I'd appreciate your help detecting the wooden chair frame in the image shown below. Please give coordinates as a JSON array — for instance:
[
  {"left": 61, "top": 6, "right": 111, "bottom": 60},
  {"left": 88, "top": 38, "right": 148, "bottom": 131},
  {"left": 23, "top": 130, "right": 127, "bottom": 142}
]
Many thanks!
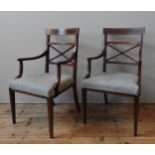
[
  {"left": 82, "top": 28, "right": 145, "bottom": 136},
  {"left": 9, "top": 28, "right": 80, "bottom": 138}
]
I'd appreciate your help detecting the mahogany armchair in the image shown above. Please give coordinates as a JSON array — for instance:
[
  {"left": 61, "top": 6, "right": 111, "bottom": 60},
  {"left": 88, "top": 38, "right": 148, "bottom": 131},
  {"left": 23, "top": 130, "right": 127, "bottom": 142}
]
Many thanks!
[
  {"left": 82, "top": 28, "right": 145, "bottom": 136},
  {"left": 9, "top": 28, "right": 80, "bottom": 138}
]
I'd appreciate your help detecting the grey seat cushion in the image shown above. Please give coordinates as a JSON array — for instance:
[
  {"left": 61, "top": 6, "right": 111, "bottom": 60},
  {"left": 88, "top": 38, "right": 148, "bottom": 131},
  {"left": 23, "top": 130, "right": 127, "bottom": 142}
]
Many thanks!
[
  {"left": 82, "top": 72, "right": 139, "bottom": 95},
  {"left": 9, "top": 73, "right": 73, "bottom": 97}
]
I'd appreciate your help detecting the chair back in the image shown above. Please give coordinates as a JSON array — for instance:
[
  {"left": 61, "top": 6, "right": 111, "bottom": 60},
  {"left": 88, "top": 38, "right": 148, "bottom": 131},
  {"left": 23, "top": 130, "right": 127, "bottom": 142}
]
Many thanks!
[
  {"left": 45, "top": 28, "right": 80, "bottom": 73},
  {"left": 103, "top": 27, "right": 145, "bottom": 86}
]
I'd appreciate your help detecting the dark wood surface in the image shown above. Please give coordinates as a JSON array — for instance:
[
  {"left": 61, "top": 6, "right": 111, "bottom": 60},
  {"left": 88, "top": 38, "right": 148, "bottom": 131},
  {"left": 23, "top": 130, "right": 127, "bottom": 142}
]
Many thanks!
[
  {"left": 103, "top": 28, "right": 145, "bottom": 35},
  {"left": 45, "top": 28, "right": 79, "bottom": 36}
]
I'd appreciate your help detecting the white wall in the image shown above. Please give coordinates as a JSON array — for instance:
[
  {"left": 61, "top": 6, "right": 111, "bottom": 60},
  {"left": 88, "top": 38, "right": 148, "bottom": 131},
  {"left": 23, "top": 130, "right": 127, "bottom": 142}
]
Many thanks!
[{"left": 0, "top": 11, "right": 155, "bottom": 103}]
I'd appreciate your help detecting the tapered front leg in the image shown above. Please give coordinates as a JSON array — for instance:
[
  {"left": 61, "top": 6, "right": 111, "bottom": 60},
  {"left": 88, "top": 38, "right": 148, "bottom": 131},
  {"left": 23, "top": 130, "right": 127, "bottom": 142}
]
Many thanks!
[
  {"left": 47, "top": 98, "right": 54, "bottom": 138},
  {"left": 73, "top": 84, "right": 81, "bottom": 112},
  {"left": 9, "top": 88, "right": 16, "bottom": 124},
  {"left": 82, "top": 88, "right": 87, "bottom": 124},
  {"left": 134, "top": 96, "right": 140, "bottom": 136},
  {"left": 104, "top": 93, "right": 108, "bottom": 105}
]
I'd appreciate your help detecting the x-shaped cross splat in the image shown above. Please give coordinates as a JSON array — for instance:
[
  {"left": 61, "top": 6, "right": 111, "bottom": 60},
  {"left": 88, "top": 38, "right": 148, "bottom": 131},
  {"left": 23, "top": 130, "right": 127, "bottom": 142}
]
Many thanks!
[{"left": 106, "top": 42, "right": 140, "bottom": 63}]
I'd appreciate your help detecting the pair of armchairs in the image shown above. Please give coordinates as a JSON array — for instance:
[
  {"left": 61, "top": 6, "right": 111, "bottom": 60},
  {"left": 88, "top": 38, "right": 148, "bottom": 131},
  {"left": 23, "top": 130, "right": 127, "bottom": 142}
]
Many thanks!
[{"left": 9, "top": 27, "right": 145, "bottom": 138}]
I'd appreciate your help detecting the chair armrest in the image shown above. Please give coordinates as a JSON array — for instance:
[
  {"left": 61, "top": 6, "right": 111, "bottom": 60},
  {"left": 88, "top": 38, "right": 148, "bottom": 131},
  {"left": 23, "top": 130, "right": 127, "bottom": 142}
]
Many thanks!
[
  {"left": 85, "top": 49, "right": 105, "bottom": 78},
  {"left": 16, "top": 50, "right": 48, "bottom": 78},
  {"left": 17, "top": 50, "right": 47, "bottom": 61},
  {"left": 87, "top": 50, "right": 105, "bottom": 61}
]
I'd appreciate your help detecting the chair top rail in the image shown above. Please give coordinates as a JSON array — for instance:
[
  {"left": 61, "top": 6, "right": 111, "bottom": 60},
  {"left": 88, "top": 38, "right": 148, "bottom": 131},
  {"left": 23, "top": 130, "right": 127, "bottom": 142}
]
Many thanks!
[
  {"left": 45, "top": 28, "right": 80, "bottom": 36},
  {"left": 104, "top": 28, "right": 145, "bottom": 35}
]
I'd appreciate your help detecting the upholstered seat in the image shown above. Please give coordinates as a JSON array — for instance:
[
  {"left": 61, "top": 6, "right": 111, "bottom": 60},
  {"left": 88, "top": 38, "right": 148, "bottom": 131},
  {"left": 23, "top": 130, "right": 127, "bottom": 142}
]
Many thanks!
[
  {"left": 9, "top": 73, "right": 73, "bottom": 97},
  {"left": 82, "top": 72, "right": 139, "bottom": 95}
]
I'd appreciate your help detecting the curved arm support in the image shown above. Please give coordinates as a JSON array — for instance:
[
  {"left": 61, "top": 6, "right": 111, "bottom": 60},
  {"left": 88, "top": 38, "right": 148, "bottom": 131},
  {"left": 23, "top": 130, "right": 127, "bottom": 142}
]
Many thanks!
[
  {"left": 85, "top": 49, "right": 105, "bottom": 78},
  {"left": 16, "top": 50, "right": 48, "bottom": 78}
]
